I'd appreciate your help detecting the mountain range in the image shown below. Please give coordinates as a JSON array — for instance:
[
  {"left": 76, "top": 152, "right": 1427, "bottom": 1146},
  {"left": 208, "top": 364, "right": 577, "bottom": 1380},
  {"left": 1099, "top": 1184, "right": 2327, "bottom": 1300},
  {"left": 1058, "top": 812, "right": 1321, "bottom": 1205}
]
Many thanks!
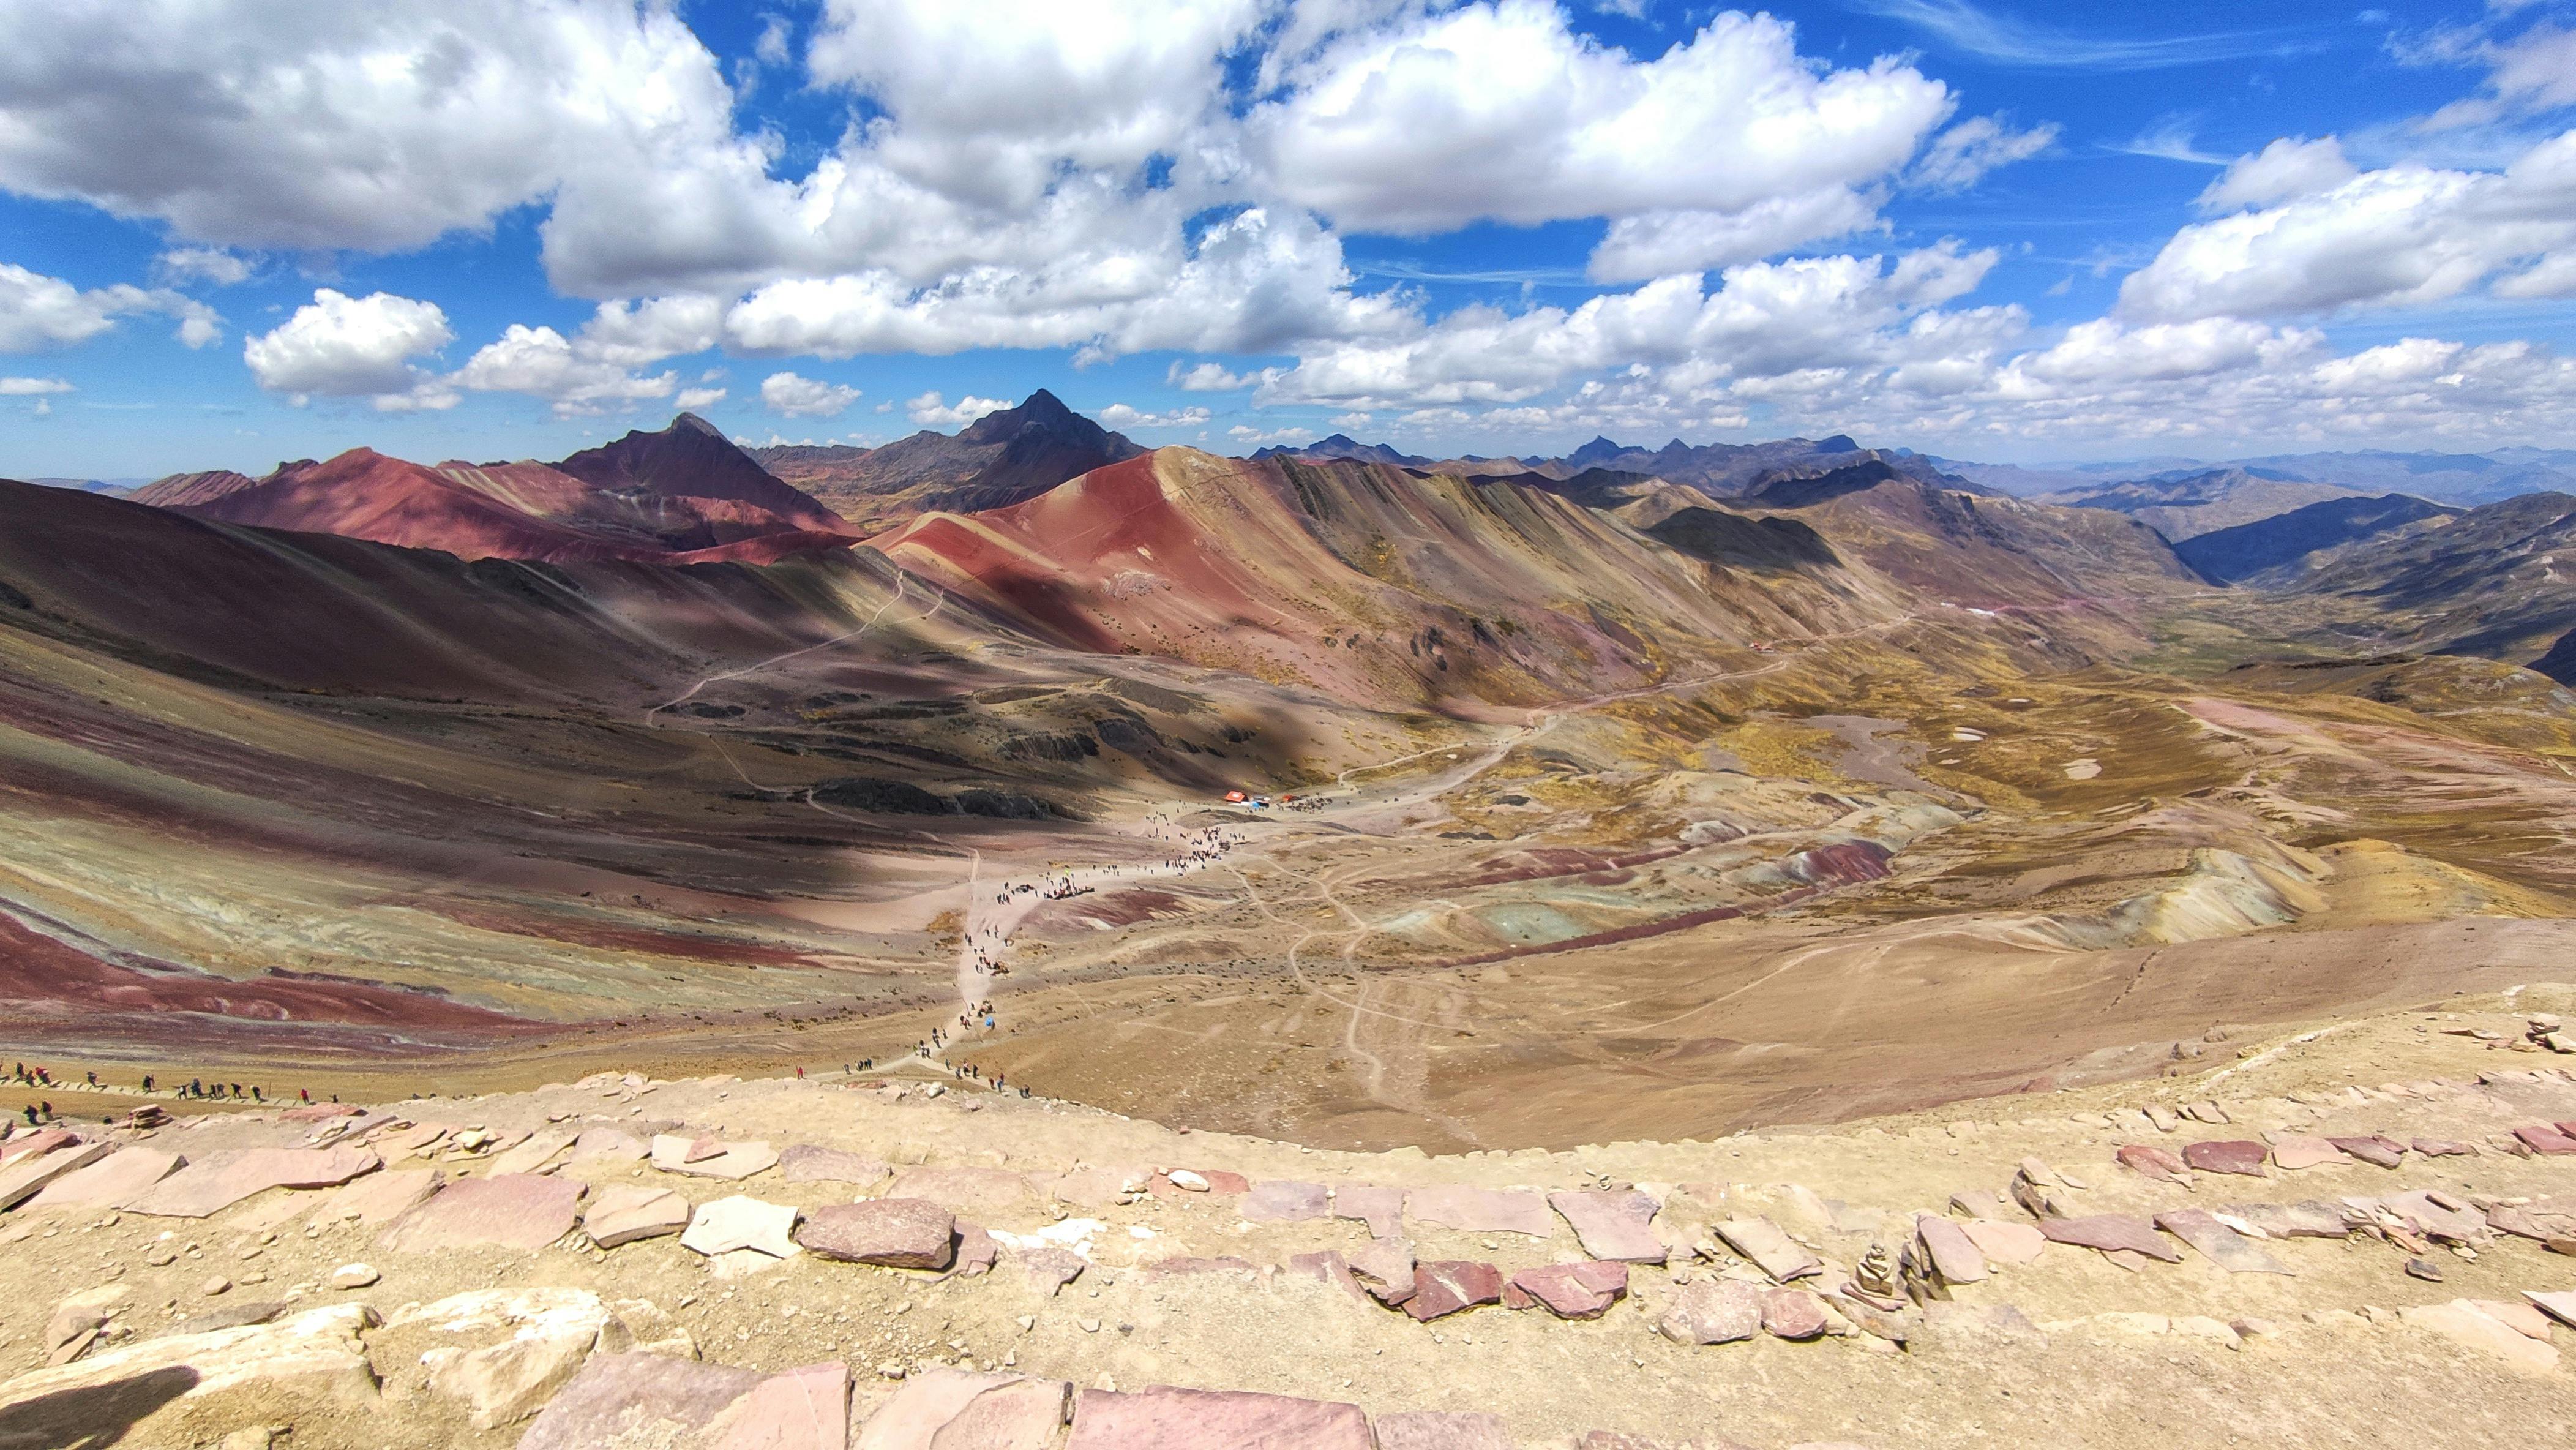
[{"left": 751, "top": 389, "right": 1142, "bottom": 533}]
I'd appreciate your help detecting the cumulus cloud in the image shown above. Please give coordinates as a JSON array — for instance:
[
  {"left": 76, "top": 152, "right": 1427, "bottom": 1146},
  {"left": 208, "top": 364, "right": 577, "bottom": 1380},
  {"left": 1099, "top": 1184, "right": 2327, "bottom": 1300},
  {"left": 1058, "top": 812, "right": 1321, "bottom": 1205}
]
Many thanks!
[
  {"left": 675, "top": 385, "right": 727, "bottom": 410},
  {"left": 907, "top": 391, "right": 1009, "bottom": 426},
  {"left": 152, "top": 246, "right": 252, "bottom": 287},
  {"left": 0, "top": 375, "right": 72, "bottom": 394},
  {"left": 242, "top": 288, "right": 455, "bottom": 409},
  {"left": 2120, "top": 128, "right": 2576, "bottom": 322},
  {"left": 2195, "top": 137, "right": 2358, "bottom": 213},
  {"left": 453, "top": 323, "right": 675, "bottom": 416},
  {"left": 761, "top": 372, "right": 863, "bottom": 418},
  {"left": 0, "top": 261, "right": 219, "bottom": 351},
  {"left": 2422, "top": 20, "right": 2576, "bottom": 129},
  {"left": 1911, "top": 115, "right": 2059, "bottom": 192},
  {"left": 1098, "top": 402, "right": 1212, "bottom": 429},
  {"left": 1169, "top": 360, "right": 1256, "bottom": 391},
  {"left": 1588, "top": 189, "right": 1882, "bottom": 283}
]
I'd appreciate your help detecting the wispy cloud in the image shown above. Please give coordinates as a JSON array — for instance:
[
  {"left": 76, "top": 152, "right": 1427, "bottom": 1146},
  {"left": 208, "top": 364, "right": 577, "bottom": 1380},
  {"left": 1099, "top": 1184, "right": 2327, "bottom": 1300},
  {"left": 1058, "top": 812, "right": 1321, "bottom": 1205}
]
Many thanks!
[
  {"left": 1854, "top": 0, "right": 2317, "bottom": 71},
  {"left": 2106, "top": 118, "right": 2231, "bottom": 166},
  {"left": 1347, "top": 260, "right": 1593, "bottom": 287}
]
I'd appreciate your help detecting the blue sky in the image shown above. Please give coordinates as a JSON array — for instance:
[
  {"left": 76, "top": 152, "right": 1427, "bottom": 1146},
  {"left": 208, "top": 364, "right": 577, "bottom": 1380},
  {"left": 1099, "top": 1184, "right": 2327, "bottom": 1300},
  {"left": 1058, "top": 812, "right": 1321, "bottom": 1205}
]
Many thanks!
[{"left": 3, "top": 0, "right": 2574, "bottom": 479}]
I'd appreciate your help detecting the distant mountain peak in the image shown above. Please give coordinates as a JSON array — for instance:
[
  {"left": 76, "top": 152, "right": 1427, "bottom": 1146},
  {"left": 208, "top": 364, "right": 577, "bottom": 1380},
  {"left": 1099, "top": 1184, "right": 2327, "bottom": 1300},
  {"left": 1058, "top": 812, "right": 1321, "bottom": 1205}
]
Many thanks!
[{"left": 672, "top": 411, "right": 723, "bottom": 437}]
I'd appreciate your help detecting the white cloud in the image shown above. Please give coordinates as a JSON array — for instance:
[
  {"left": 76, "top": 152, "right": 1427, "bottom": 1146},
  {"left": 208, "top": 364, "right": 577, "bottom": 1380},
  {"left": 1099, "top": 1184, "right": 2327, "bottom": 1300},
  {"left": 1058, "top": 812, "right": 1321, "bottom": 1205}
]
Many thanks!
[
  {"left": 1098, "top": 403, "right": 1211, "bottom": 429},
  {"left": 242, "top": 287, "right": 455, "bottom": 409},
  {"left": 1169, "top": 360, "right": 1255, "bottom": 391},
  {"left": 0, "top": 375, "right": 72, "bottom": 394},
  {"left": 2195, "top": 137, "right": 2357, "bottom": 213},
  {"left": 2119, "top": 128, "right": 2576, "bottom": 322},
  {"left": 675, "top": 385, "right": 727, "bottom": 410},
  {"left": 906, "top": 391, "right": 1010, "bottom": 426},
  {"left": 2424, "top": 20, "right": 2576, "bottom": 129},
  {"left": 0, "top": 261, "right": 218, "bottom": 351},
  {"left": 453, "top": 323, "right": 675, "bottom": 417},
  {"left": 1911, "top": 115, "right": 2058, "bottom": 193},
  {"left": 152, "top": 247, "right": 253, "bottom": 287},
  {"left": 1588, "top": 188, "right": 1883, "bottom": 283},
  {"left": 1252, "top": 6, "right": 1952, "bottom": 235},
  {"left": 762, "top": 372, "right": 863, "bottom": 418}
]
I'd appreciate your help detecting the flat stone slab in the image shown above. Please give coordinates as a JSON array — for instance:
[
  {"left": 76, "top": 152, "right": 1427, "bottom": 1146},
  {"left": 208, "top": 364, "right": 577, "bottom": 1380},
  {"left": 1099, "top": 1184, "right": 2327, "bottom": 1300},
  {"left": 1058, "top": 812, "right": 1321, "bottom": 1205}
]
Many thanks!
[
  {"left": 323, "top": 1168, "right": 441, "bottom": 1226},
  {"left": 519, "top": 1351, "right": 765, "bottom": 1450},
  {"left": 23, "top": 1148, "right": 182, "bottom": 1212},
  {"left": 2114, "top": 1144, "right": 2188, "bottom": 1184},
  {"left": 488, "top": 1126, "right": 576, "bottom": 1178},
  {"left": 1240, "top": 1180, "right": 1330, "bottom": 1223},
  {"left": 1066, "top": 1386, "right": 1372, "bottom": 1449},
  {"left": 2267, "top": 1135, "right": 2346, "bottom": 1171},
  {"left": 567, "top": 1127, "right": 646, "bottom": 1165},
  {"left": 1375, "top": 1411, "right": 1514, "bottom": 1450},
  {"left": 797, "top": 1199, "right": 956, "bottom": 1269},
  {"left": 1713, "top": 1217, "right": 1821, "bottom": 1282},
  {"left": 1548, "top": 1190, "right": 1666, "bottom": 1263},
  {"left": 779, "top": 1145, "right": 891, "bottom": 1186},
  {"left": 2220, "top": 1200, "right": 2350, "bottom": 1239},
  {"left": 1405, "top": 1261, "right": 1503, "bottom": 1320},
  {"left": 651, "top": 1135, "right": 779, "bottom": 1181},
  {"left": 856, "top": 1369, "right": 1068, "bottom": 1449},
  {"left": 2411, "top": 1138, "right": 2474, "bottom": 1157},
  {"left": 2154, "top": 1208, "right": 2292, "bottom": 1275},
  {"left": 122, "top": 1146, "right": 380, "bottom": 1219},
  {"left": 2512, "top": 1125, "right": 2576, "bottom": 1155},
  {"left": 1658, "top": 1278, "right": 1762, "bottom": 1345},
  {"left": 1348, "top": 1238, "right": 1417, "bottom": 1306},
  {"left": 1331, "top": 1184, "right": 1403, "bottom": 1238},
  {"left": 2328, "top": 1135, "right": 2405, "bottom": 1168},
  {"left": 1510, "top": 1261, "right": 1627, "bottom": 1319},
  {"left": 0, "top": 1303, "right": 375, "bottom": 1432},
  {"left": 585, "top": 1184, "right": 690, "bottom": 1249},
  {"left": 2180, "top": 1140, "right": 2268, "bottom": 1176},
  {"left": 1406, "top": 1185, "right": 1554, "bottom": 1238},
  {"left": 1914, "top": 1214, "right": 1988, "bottom": 1283},
  {"left": 1958, "top": 1218, "right": 2046, "bottom": 1266},
  {"left": 1014, "top": 1244, "right": 1087, "bottom": 1296},
  {"left": 700, "top": 1359, "right": 848, "bottom": 1449},
  {"left": 0, "top": 1128, "right": 80, "bottom": 1168},
  {"left": 381, "top": 1174, "right": 583, "bottom": 1252},
  {"left": 684, "top": 1195, "right": 801, "bottom": 1259},
  {"left": 2038, "top": 1214, "right": 2181, "bottom": 1263},
  {"left": 2526, "top": 1289, "right": 2576, "bottom": 1329},
  {"left": 2401, "top": 1301, "right": 2560, "bottom": 1376},
  {"left": 2381, "top": 1190, "right": 2486, "bottom": 1244}
]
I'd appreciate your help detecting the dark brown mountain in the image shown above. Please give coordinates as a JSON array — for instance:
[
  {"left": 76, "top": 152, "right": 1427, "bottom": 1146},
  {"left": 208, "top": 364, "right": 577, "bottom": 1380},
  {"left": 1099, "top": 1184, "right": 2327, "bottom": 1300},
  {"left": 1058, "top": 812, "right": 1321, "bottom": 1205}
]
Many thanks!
[
  {"left": 553, "top": 412, "right": 849, "bottom": 535},
  {"left": 750, "top": 389, "right": 1142, "bottom": 532},
  {"left": 2172, "top": 494, "right": 2461, "bottom": 585}
]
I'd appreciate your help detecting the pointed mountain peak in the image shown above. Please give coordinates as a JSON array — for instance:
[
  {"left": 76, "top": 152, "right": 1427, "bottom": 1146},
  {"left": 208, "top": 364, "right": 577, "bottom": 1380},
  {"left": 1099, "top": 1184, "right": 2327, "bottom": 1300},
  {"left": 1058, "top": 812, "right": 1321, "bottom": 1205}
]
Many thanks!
[
  {"left": 1015, "top": 388, "right": 1075, "bottom": 423},
  {"left": 671, "top": 411, "right": 724, "bottom": 437}
]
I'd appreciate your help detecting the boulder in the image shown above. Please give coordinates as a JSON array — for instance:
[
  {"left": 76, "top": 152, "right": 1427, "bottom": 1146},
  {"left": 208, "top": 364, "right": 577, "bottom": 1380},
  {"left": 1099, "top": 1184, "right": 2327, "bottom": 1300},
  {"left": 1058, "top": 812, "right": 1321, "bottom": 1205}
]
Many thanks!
[
  {"left": 683, "top": 1195, "right": 801, "bottom": 1259},
  {"left": 1404, "top": 1261, "right": 1504, "bottom": 1320},
  {"left": 123, "top": 1146, "right": 381, "bottom": 1219},
  {"left": 23, "top": 1147, "right": 183, "bottom": 1212},
  {"left": 2037, "top": 1214, "right": 2181, "bottom": 1262},
  {"left": 1510, "top": 1261, "right": 1628, "bottom": 1320},
  {"left": 780, "top": 1145, "right": 891, "bottom": 1187},
  {"left": 382, "top": 1174, "right": 583, "bottom": 1252},
  {"left": 2153, "top": 1208, "right": 2291, "bottom": 1275},
  {"left": 1658, "top": 1279, "right": 1763, "bottom": 1345},
  {"left": 651, "top": 1135, "right": 780, "bottom": 1181},
  {"left": 1240, "top": 1180, "right": 1330, "bottom": 1223},
  {"left": 2179, "top": 1141, "right": 2267, "bottom": 1177},
  {"left": 1548, "top": 1190, "right": 1666, "bottom": 1263},
  {"left": 1065, "top": 1386, "right": 1372, "bottom": 1449},
  {"left": 518, "top": 1351, "right": 766, "bottom": 1450},
  {"left": 700, "top": 1359, "right": 849, "bottom": 1450},
  {"left": 1761, "top": 1287, "right": 1829, "bottom": 1341},
  {"left": 1374, "top": 1411, "right": 1515, "bottom": 1450},
  {"left": 1404, "top": 1185, "right": 1554, "bottom": 1238},
  {"left": 585, "top": 1184, "right": 691, "bottom": 1249},
  {"left": 1957, "top": 1218, "right": 2046, "bottom": 1266},
  {"left": 1331, "top": 1184, "right": 1403, "bottom": 1238},
  {"left": 798, "top": 1199, "right": 956, "bottom": 1269},
  {"left": 1713, "top": 1217, "right": 1821, "bottom": 1282}
]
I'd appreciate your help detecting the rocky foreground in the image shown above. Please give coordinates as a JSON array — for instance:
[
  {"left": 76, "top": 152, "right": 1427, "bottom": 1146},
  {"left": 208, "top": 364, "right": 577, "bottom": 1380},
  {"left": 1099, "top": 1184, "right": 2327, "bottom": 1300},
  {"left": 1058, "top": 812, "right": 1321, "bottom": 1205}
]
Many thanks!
[{"left": 4, "top": 995, "right": 2575, "bottom": 1449}]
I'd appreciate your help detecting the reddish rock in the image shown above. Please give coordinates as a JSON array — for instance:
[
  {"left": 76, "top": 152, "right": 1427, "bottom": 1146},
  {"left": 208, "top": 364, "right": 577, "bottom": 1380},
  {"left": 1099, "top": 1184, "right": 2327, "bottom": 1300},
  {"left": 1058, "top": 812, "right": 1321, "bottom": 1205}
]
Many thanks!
[
  {"left": 2114, "top": 1144, "right": 2188, "bottom": 1183},
  {"left": 1958, "top": 1218, "right": 2046, "bottom": 1266},
  {"left": 2266, "top": 1136, "right": 2346, "bottom": 1171},
  {"left": 1761, "top": 1287, "right": 1829, "bottom": 1340},
  {"left": 2327, "top": 1135, "right": 2405, "bottom": 1169},
  {"left": 1065, "top": 1386, "right": 1372, "bottom": 1449},
  {"left": 1511, "top": 1261, "right": 1628, "bottom": 1319},
  {"left": 123, "top": 1146, "right": 381, "bottom": 1218},
  {"left": 1500, "top": 1280, "right": 1535, "bottom": 1311},
  {"left": 2383, "top": 1190, "right": 2486, "bottom": 1245},
  {"left": 2180, "top": 1140, "right": 2268, "bottom": 1176},
  {"left": 485, "top": 1351, "right": 763, "bottom": 1450},
  {"left": 1404, "top": 1261, "right": 1504, "bottom": 1321},
  {"left": 701, "top": 1359, "right": 848, "bottom": 1450},
  {"left": 1240, "top": 1180, "right": 1329, "bottom": 1222},
  {"left": 1347, "top": 1238, "right": 1417, "bottom": 1306},
  {"left": 2154, "top": 1208, "right": 2291, "bottom": 1275},
  {"left": 1196, "top": 1170, "right": 1250, "bottom": 1195},
  {"left": 381, "top": 1174, "right": 582, "bottom": 1253},
  {"left": 1713, "top": 1217, "right": 1821, "bottom": 1282},
  {"left": 2220, "top": 1200, "right": 2351, "bottom": 1239},
  {"left": 1331, "top": 1184, "right": 1403, "bottom": 1238},
  {"left": 796, "top": 1200, "right": 956, "bottom": 1269},
  {"left": 583, "top": 1184, "right": 689, "bottom": 1249},
  {"left": 1547, "top": 1189, "right": 1666, "bottom": 1263},
  {"left": 2037, "top": 1214, "right": 2181, "bottom": 1263},
  {"left": 1286, "top": 1250, "right": 1370, "bottom": 1305},
  {"left": 1375, "top": 1410, "right": 1514, "bottom": 1449},
  {"left": 951, "top": 1223, "right": 998, "bottom": 1277},
  {"left": 326, "top": 1168, "right": 441, "bottom": 1226},
  {"left": 2513, "top": 1125, "right": 2576, "bottom": 1155},
  {"left": 778, "top": 1145, "right": 890, "bottom": 1186},
  {"left": 1404, "top": 1185, "right": 1556, "bottom": 1238},
  {"left": 1014, "top": 1244, "right": 1087, "bottom": 1296},
  {"left": 1659, "top": 1278, "right": 1764, "bottom": 1345},
  {"left": 23, "top": 1148, "right": 182, "bottom": 1212},
  {"left": 1913, "top": 1215, "right": 1988, "bottom": 1285},
  {"left": 0, "top": 1128, "right": 78, "bottom": 1168},
  {"left": 2411, "top": 1138, "right": 2474, "bottom": 1158},
  {"left": 1147, "top": 1255, "right": 1259, "bottom": 1276}
]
